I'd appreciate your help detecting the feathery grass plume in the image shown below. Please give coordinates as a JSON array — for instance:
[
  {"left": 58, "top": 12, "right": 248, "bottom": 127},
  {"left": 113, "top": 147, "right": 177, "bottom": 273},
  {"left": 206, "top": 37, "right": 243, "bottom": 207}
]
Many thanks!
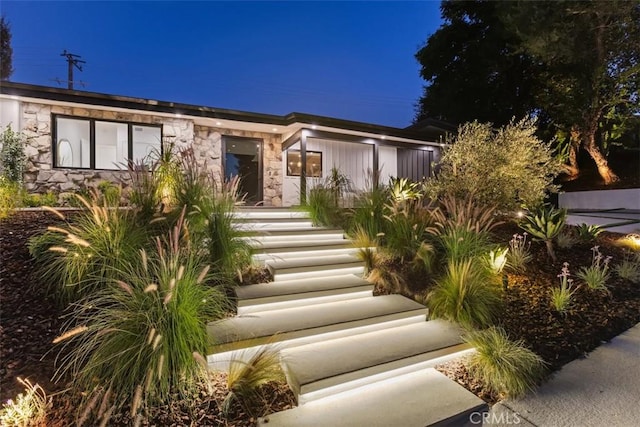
[
  {"left": 29, "top": 188, "right": 150, "bottom": 304},
  {"left": 427, "top": 259, "right": 502, "bottom": 329},
  {"left": 465, "top": 327, "right": 546, "bottom": 399},
  {"left": 0, "top": 378, "right": 50, "bottom": 427},
  {"left": 350, "top": 225, "right": 379, "bottom": 275},
  {"left": 52, "top": 325, "right": 88, "bottom": 344},
  {"left": 433, "top": 192, "right": 501, "bottom": 234},
  {"left": 222, "top": 347, "right": 284, "bottom": 416},
  {"left": 42, "top": 205, "right": 66, "bottom": 220},
  {"left": 52, "top": 217, "right": 230, "bottom": 419}
]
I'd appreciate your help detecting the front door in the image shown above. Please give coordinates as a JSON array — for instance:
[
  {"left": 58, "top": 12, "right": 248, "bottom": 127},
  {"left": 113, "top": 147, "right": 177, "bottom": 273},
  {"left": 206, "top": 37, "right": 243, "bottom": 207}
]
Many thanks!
[{"left": 223, "top": 136, "right": 263, "bottom": 204}]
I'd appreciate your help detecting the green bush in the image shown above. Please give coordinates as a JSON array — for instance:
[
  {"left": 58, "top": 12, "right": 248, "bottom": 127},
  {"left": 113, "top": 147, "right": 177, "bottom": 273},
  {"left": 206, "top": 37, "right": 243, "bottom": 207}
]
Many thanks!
[
  {"left": 437, "top": 225, "right": 492, "bottom": 264},
  {"left": 551, "top": 263, "right": 575, "bottom": 314},
  {"left": 96, "top": 181, "right": 121, "bottom": 206},
  {"left": 614, "top": 251, "right": 640, "bottom": 283},
  {"left": 347, "top": 170, "right": 389, "bottom": 239},
  {"left": 190, "top": 176, "right": 253, "bottom": 278},
  {"left": 575, "top": 223, "right": 603, "bottom": 242},
  {"left": 0, "top": 125, "right": 27, "bottom": 184},
  {"left": 555, "top": 228, "right": 579, "bottom": 250},
  {"left": 223, "top": 347, "right": 283, "bottom": 416},
  {"left": 576, "top": 246, "right": 611, "bottom": 291},
  {"left": 53, "top": 218, "right": 230, "bottom": 420},
  {"left": 29, "top": 192, "right": 149, "bottom": 303},
  {"left": 382, "top": 199, "right": 434, "bottom": 261},
  {"left": 305, "top": 185, "right": 339, "bottom": 227},
  {"left": 127, "top": 161, "right": 162, "bottom": 226},
  {"left": 427, "top": 259, "right": 502, "bottom": 329},
  {"left": 465, "top": 327, "right": 546, "bottom": 399},
  {"left": 22, "top": 191, "right": 58, "bottom": 207},
  {"left": 0, "top": 176, "right": 21, "bottom": 219},
  {"left": 426, "top": 119, "right": 561, "bottom": 212},
  {"left": 506, "top": 233, "right": 532, "bottom": 273},
  {"left": 519, "top": 205, "right": 567, "bottom": 262}
]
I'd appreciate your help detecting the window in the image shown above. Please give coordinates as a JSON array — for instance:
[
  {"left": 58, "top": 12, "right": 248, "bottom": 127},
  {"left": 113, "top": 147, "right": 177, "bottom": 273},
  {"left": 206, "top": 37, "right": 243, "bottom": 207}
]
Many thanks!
[
  {"left": 286, "top": 150, "right": 322, "bottom": 177},
  {"left": 53, "top": 115, "right": 162, "bottom": 170}
]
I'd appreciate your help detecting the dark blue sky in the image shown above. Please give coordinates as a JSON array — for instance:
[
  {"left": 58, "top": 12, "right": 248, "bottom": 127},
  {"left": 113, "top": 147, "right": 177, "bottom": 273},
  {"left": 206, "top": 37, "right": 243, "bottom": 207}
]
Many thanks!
[{"left": 2, "top": 1, "right": 443, "bottom": 128}]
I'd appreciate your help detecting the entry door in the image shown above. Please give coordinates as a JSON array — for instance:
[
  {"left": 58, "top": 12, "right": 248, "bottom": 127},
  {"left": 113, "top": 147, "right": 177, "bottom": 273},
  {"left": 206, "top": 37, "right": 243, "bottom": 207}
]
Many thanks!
[{"left": 223, "top": 136, "right": 263, "bottom": 204}]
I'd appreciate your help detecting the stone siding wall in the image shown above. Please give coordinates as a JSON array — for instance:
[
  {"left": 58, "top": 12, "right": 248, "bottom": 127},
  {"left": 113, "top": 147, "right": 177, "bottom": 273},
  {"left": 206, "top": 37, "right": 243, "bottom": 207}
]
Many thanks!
[{"left": 18, "top": 101, "right": 283, "bottom": 206}]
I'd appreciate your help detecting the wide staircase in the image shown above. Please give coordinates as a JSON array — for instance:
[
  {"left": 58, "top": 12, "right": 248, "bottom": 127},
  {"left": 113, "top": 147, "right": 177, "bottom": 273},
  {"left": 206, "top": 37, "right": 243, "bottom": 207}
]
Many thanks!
[{"left": 207, "top": 207, "right": 488, "bottom": 426}]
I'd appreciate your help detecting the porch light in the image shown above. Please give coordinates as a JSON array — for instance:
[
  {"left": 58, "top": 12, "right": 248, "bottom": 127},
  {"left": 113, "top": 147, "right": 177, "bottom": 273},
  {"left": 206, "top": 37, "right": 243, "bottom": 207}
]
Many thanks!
[
  {"left": 312, "top": 125, "right": 317, "bottom": 129},
  {"left": 216, "top": 121, "right": 222, "bottom": 126},
  {"left": 272, "top": 128, "right": 278, "bottom": 132},
  {"left": 175, "top": 114, "right": 182, "bottom": 118},
  {"left": 381, "top": 136, "right": 386, "bottom": 140}
]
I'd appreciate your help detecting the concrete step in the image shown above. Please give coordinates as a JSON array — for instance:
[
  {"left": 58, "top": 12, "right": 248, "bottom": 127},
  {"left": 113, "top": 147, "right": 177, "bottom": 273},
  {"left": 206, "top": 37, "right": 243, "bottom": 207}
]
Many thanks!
[
  {"left": 233, "top": 212, "right": 309, "bottom": 223},
  {"left": 234, "top": 221, "right": 315, "bottom": 231},
  {"left": 266, "top": 254, "right": 364, "bottom": 281},
  {"left": 258, "top": 368, "right": 488, "bottom": 427},
  {"left": 249, "top": 238, "right": 352, "bottom": 254},
  {"left": 207, "top": 295, "right": 428, "bottom": 369},
  {"left": 253, "top": 247, "right": 359, "bottom": 264},
  {"left": 239, "top": 227, "right": 345, "bottom": 238},
  {"left": 236, "top": 274, "right": 374, "bottom": 314},
  {"left": 280, "top": 320, "right": 469, "bottom": 403}
]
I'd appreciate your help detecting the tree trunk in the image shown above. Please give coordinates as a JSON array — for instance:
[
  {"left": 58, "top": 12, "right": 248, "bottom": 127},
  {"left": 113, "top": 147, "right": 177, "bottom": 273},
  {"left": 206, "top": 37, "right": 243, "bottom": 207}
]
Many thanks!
[
  {"left": 560, "top": 128, "right": 580, "bottom": 180},
  {"left": 583, "top": 132, "right": 619, "bottom": 184}
]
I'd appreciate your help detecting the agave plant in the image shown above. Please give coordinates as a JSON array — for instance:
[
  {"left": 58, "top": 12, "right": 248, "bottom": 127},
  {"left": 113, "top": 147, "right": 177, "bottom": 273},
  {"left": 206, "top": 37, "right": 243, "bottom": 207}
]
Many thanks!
[
  {"left": 519, "top": 206, "right": 567, "bottom": 262},
  {"left": 575, "top": 223, "right": 603, "bottom": 242}
]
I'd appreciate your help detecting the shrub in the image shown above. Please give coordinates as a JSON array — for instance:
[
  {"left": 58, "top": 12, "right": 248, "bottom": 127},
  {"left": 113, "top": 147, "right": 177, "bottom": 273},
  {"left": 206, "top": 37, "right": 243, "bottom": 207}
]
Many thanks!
[
  {"left": 556, "top": 227, "right": 579, "bottom": 249},
  {"left": 29, "top": 192, "right": 149, "bottom": 303},
  {"left": 614, "top": 251, "right": 640, "bottom": 283},
  {"left": 551, "top": 262, "right": 575, "bottom": 314},
  {"left": 426, "top": 119, "right": 562, "bottom": 212},
  {"left": 577, "top": 246, "right": 611, "bottom": 291},
  {"left": 347, "top": 170, "right": 389, "bottom": 239},
  {"left": 0, "top": 378, "right": 50, "bottom": 427},
  {"left": 191, "top": 176, "right": 253, "bottom": 278},
  {"left": 96, "top": 180, "right": 121, "bottom": 206},
  {"left": 433, "top": 193, "right": 501, "bottom": 234},
  {"left": 465, "top": 327, "right": 546, "bottom": 399},
  {"left": 53, "top": 217, "right": 230, "bottom": 419},
  {"left": 437, "top": 225, "right": 492, "bottom": 264},
  {"left": 305, "top": 184, "right": 338, "bottom": 227},
  {"left": 350, "top": 225, "right": 379, "bottom": 275},
  {"left": 382, "top": 199, "right": 434, "bottom": 261},
  {"left": 153, "top": 142, "right": 182, "bottom": 210},
  {"left": 575, "top": 223, "right": 603, "bottom": 242},
  {"left": 222, "top": 347, "right": 283, "bottom": 416},
  {"left": 0, "top": 176, "right": 21, "bottom": 219},
  {"left": 22, "top": 191, "right": 58, "bottom": 207},
  {"left": 128, "top": 160, "right": 162, "bottom": 226},
  {"left": 0, "top": 124, "right": 27, "bottom": 184},
  {"left": 506, "top": 233, "right": 532, "bottom": 273},
  {"left": 519, "top": 206, "right": 567, "bottom": 262},
  {"left": 427, "top": 259, "right": 502, "bottom": 329},
  {"left": 486, "top": 247, "right": 509, "bottom": 275}
]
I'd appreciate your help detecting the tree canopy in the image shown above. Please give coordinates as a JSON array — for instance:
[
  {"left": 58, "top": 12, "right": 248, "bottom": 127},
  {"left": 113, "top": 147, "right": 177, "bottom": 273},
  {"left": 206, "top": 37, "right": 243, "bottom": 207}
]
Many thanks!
[
  {"left": 0, "top": 17, "right": 13, "bottom": 81},
  {"left": 415, "top": 0, "right": 640, "bottom": 184}
]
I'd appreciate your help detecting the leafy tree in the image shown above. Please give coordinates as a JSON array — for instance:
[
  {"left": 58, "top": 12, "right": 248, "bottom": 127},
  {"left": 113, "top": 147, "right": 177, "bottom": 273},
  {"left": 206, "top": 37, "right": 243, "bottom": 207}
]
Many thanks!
[
  {"left": 0, "top": 125, "right": 26, "bottom": 184},
  {"left": 0, "top": 16, "right": 13, "bottom": 80},
  {"left": 415, "top": 1, "right": 537, "bottom": 127},
  {"left": 504, "top": 0, "right": 640, "bottom": 184},
  {"left": 427, "top": 119, "right": 561, "bottom": 212},
  {"left": 416, "top": 1, "right": 640, "bottom": 185}
]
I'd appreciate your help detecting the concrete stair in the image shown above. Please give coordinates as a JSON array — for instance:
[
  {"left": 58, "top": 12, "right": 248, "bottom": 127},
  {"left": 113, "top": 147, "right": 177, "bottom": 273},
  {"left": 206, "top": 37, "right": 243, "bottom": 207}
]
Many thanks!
[
  {"left": 236, "top": 274, "right": 373, "bottom": 315},
  {"left": 206, "top": 207, "right": 483, "bottom": 425},
  {"left": 258, "top": 368, "right": 488, "bottom": 427},
  {"left": 280, "top": 320, "right": 470, "bottom": 404},
  {"left": 207, "top": 294, "right": 428, "bottom": 357}
]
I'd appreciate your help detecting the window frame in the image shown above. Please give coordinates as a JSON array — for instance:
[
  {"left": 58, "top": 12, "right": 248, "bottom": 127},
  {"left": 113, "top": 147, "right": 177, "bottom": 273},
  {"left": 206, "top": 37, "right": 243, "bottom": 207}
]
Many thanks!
[
  {"left": 51, "top": 114, "right": 163, "bottom": 171},
  {"left": 286, "top": 149, "right": 323, "bottom": 177}
]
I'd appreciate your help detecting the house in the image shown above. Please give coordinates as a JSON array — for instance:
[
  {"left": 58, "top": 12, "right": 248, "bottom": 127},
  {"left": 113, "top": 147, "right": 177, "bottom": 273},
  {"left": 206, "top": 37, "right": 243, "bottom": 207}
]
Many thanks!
[{"left": 0, "top": 82, "right": 449, "bottom": 206}]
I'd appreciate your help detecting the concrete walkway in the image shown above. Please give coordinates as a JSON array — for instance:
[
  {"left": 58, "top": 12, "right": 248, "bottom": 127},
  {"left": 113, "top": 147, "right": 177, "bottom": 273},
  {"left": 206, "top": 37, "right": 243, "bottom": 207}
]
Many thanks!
[{"left": 487, "top": 323, "right": 640, "bottom": 427}]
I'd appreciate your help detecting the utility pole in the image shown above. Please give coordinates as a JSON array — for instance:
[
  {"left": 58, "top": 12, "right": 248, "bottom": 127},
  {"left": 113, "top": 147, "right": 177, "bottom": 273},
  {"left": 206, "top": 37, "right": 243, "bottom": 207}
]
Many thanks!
[{"left": 60, "top": 50, "right": 85, "bottom": 89}]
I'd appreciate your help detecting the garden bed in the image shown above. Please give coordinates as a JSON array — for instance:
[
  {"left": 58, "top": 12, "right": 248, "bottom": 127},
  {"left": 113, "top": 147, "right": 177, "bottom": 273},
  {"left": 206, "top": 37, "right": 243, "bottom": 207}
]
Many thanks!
[{"left": 2, "top": 211, "right": 640, "bottom": 423}]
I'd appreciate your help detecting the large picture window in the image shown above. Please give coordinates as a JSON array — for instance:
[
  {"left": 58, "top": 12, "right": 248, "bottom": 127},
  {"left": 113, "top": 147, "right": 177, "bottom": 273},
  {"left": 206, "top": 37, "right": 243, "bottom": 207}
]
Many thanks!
[
  {"left": 286, "top": 150, "right": 322, "bottom": 177},
  {"left": 53, "top": 115, "right": 161, "bottom": 170}
]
